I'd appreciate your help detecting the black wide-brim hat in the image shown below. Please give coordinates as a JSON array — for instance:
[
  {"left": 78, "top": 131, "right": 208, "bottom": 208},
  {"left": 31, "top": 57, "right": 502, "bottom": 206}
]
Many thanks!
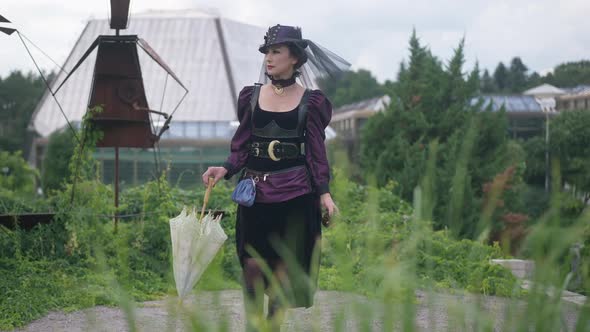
[{"left": 259, "top": 25, "right": 309, "bottom": 65}]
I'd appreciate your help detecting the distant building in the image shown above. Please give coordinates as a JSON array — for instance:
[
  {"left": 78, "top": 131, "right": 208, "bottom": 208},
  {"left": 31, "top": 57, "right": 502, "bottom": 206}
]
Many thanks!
[
  {"left": 523, "top": 83, "right": 566, "bottom": 99},
  {"left": 330, "top": 95, "right": 391, "bottom": 162},
  {"left": 555, "top": 85, "right": 590, "bottom": 111},
  {"left": 523, "top": 83, "right": 590, "bottom": 112},
  {"left": 470, "top": 94, "right": 557, "bottom": 139},
  {"left": 468, "top": 83, "right": 590, "bottom": 140}
]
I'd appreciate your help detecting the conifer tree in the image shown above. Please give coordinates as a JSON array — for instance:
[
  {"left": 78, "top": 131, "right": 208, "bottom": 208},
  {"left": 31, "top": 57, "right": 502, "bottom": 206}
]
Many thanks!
[
  {"left": 493, "top": 62, "right": 509, "bottom": 92},
  {"left": 508, "top": 57, "right": 528, "bottom": 93},
  {"left": 361, "top": 31, "right": 515, "bottom": 238},
  {"left": 481, "top": 69, "right": 496, "bottom": 93}
]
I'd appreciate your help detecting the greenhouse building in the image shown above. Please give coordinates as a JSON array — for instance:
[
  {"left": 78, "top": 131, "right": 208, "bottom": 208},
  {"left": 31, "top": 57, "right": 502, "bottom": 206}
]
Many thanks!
[{"left": 29, "top": 9, "right": 269, "bottom": 188}]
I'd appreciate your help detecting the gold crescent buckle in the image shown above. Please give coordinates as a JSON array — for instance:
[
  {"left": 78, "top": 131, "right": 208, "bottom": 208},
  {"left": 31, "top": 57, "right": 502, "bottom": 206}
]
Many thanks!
[{"left": 268, "top": 140, "right": 281, "bottom": 161}]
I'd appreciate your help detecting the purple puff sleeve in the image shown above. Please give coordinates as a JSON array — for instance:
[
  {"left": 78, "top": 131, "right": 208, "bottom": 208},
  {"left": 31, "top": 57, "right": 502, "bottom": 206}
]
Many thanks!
[
  {"left": 223, "top": 86, "right": 255, "bottom": 180},
  {"left": 305, "top": 90, "right": 333, "bottom": 195}
]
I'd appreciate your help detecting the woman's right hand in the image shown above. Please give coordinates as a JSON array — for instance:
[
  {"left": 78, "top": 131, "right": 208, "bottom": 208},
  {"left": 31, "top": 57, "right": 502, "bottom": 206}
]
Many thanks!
[{"left": 202, "top": 167, "right": 228, "bottom": 187}]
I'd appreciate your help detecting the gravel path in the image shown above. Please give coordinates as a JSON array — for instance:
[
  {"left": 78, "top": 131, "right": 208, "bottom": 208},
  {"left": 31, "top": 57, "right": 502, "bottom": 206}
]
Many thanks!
[{"left": 9, "top": 290, "right": 584, "bottom": 331}]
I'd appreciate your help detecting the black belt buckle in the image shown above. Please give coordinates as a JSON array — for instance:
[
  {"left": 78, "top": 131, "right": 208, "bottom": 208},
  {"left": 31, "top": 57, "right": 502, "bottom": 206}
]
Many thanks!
[{"left": 268, "top": 140, "right": 281, "bottom": 161}]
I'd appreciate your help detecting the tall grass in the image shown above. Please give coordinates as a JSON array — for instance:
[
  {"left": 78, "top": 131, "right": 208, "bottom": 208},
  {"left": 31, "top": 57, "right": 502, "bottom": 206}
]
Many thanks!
[{"left": 1, "top": 134, "right": 589, "bottom": 331}]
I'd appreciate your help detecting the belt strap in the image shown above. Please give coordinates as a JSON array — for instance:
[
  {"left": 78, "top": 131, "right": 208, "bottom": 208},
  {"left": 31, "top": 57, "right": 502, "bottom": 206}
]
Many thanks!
[{"left": 249, "top": 141, "right": 304, "bottom": 160}]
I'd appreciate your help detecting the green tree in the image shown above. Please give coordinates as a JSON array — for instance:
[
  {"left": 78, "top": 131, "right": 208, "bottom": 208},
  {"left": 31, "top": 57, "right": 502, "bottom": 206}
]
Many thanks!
[
  {"left": 521, "top": 136, "right": 547, "bottom": 186},
  {"left": 484, "top": 58, "right": 590, "bottom": 92},
  {"left": 42, "top": 129, "right": 76, "bottom": 193},
  {"left": 493, "top": 62, "right": 509, "bottom": 92},
  {"left": 0, "top": 150, "right": 38, "bottom": 196},
  {"left": 544, "top": 60, "right": 590, "bottom": 87},
  {"left": 0, "top": 150, "right": 44, "bottom": 213},
  {"left": 318, "top": 69, "right": 391, "bottom": 108},
  {"left": 508, "top": 57, "right": 528, "bottom": 93},
  {"left": 361, "top": 31, "right": 515, "bottom": 239},
  {"left": 481, "top": 69, "right": 496, "bottom": 93},
  {"left": 549, "top": 109, "right": 590, "bottom": 202},
  {"left": 0, "top": 71, "right": 45, "bottom": 155},
  {"left": 526, "top": 71, "right": 543, "bottom": 90}
]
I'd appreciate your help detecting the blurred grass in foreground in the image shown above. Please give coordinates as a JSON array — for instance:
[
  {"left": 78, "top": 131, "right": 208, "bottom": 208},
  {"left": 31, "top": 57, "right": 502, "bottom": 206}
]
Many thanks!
[{"left": 0, "top": 141, "right": 588, "bottom": 330}]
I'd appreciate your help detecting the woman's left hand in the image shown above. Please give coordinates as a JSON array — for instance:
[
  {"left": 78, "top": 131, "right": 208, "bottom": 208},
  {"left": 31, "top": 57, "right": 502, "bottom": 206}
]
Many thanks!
[{"left": 320, "top": 193, "right": 338, "bottom": 218}]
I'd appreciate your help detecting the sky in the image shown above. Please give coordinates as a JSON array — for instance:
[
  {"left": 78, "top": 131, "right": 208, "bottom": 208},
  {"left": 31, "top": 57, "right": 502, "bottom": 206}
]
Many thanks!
[{"left": 1, "top": 0, "right": 589, "bottom": 83}]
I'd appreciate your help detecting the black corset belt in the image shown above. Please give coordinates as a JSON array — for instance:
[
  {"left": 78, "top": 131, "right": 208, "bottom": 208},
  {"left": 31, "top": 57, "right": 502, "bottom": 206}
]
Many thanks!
[{"left": 248, "top": 141, "right": 305, "bottom": 161}]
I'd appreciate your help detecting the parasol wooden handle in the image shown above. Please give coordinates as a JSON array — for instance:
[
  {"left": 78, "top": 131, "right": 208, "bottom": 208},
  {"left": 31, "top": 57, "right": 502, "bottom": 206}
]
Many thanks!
[{"left": 200, "top": 176, "right": 214, "bottom": 221}]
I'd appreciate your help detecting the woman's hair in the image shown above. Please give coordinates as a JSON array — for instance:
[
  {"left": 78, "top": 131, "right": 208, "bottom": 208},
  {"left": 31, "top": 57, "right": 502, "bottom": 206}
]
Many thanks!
[{"left": 286, "top": 43, "right": 307, "bottom": 69}]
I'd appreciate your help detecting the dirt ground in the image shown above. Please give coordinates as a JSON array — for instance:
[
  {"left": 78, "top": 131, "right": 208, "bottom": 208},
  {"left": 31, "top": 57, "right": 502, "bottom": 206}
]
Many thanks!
[{"left": 9, "top": 290, "right": 584, "bottom": 332}]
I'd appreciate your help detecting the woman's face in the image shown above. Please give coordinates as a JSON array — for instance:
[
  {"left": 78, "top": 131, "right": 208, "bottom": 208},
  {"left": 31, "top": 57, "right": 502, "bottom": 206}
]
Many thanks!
[{"left": 264, "top": 44, "right": 298, "bottom": 79}]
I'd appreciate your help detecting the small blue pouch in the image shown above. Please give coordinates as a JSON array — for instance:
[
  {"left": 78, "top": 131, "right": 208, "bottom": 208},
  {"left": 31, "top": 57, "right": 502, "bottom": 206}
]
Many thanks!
[{"left": 231, "top": 178, "right": 256, "bottom": 207}]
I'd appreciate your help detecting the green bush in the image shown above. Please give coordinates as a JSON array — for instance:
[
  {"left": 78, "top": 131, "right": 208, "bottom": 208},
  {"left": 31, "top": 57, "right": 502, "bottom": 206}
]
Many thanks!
[
  {"left": 0, "top": 150, "right": 49, "bottom": 216},
  {"left": 416, "top": 232, "right": 518, "bottom": 296},
  {"left": 42, "top": 129, "right": 76, "bottom": 193},
  {"left": 320, "top": 168, "right": 518, "bottom": 298},
  {"left": 0, "top": 258, "right": 114, "bottom": 330},
  {"left": 0, "top": 150, "right": 38, "bottom": 195}
]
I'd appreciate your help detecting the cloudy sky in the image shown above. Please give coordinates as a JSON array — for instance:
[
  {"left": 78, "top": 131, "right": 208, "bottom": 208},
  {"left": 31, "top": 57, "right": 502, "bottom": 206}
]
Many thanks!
[{"left": 1, "top": 0, "right": 589, "bottom": 82}]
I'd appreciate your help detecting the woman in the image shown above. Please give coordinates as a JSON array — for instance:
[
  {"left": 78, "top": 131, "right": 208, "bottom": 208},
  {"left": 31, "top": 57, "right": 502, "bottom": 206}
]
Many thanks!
[{"left": 202, "top": 24, "right": 349, "bottom": 329}]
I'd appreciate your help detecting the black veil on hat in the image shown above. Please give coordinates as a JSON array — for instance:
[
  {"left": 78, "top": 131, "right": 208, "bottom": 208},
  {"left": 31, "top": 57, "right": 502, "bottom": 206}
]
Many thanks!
[{"left": 258, "top": 24, "right": 351, "bottom": 89}]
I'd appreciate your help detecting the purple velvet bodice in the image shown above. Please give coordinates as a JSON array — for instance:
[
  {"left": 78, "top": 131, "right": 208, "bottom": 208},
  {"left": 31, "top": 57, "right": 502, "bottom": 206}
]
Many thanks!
[{"left": 223, "top": 86, "right": 332, "bottom": 195}]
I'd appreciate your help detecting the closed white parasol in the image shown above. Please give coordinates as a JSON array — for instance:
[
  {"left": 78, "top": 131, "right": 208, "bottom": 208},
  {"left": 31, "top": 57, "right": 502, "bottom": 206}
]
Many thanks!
[{"left": 169, "top": 178, "right": 227, "bottom": 298}]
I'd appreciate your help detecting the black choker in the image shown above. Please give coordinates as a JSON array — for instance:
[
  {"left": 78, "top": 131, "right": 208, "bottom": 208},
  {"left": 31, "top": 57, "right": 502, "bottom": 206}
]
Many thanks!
[
  {"left": 266, "top": 73, "right": 298, "bottom": 95},
  {"left": 268, "top": 75, "right": 296, "bottom": 88},
  {"left": 266, "top": 72, "right": 299, "bottom": 88},
  {"left": 270, "top": 76, "right": 297, "bottom": 88}
]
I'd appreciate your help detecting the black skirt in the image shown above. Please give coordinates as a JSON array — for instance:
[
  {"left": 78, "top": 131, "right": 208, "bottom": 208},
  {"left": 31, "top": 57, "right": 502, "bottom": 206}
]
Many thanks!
[{"left": 235, "top": 192, "right": 322, "bottom": 308}]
